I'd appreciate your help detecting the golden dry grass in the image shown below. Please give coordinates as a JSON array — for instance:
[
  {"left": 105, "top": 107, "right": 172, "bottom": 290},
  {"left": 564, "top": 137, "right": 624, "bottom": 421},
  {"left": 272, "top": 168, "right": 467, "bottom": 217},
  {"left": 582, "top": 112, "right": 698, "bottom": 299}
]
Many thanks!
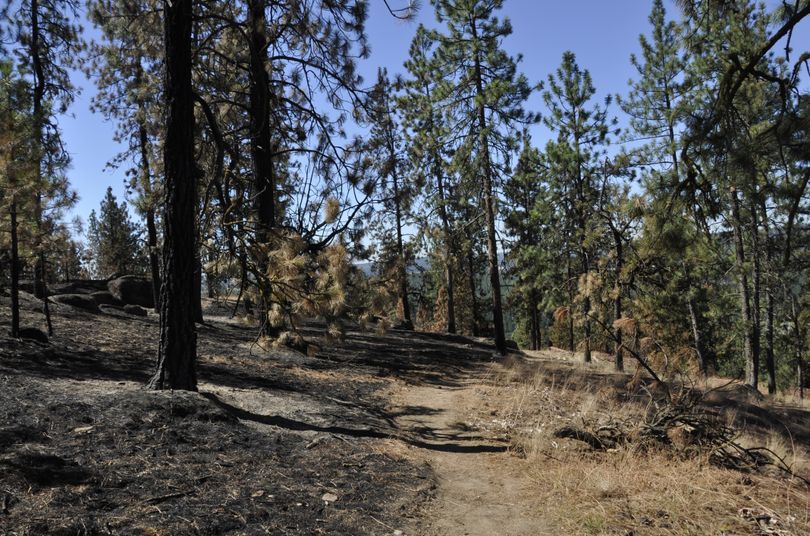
[{"left": 472, "top": 352, "right": 810, "bottom": 535}]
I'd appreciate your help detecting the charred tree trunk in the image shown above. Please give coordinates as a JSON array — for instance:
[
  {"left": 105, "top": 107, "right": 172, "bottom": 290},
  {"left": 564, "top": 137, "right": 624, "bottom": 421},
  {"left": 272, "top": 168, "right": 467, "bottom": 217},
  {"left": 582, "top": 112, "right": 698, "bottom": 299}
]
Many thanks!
[
  {"left": 471, "top": 25, "right": 505, "bottom": 354},
  {"left": 247, "top": 0, "right": 275, "bottom": 335},
  {"left": 434, "top": 166, "right": 456, "bottom": 334},
  {"left": 730, "top": 187, "right": 757, "bottom": 390},
  {"left": 194, "top": 255, "right": 203, "bottom": 324},
  {"left": 391, "top": 168, "right": 411, "bottom": 327},
  {"left": 148, "top": 0, "right": 198, "bottom": 391},
  {"left": 529, "top": 290, "right": 540, "bottom": 351},
  {"left": 10, "top": 198, "right": 20, "bottom": 338},
  {"left": 466, "top": 244, "right": 480, "bottom": 336},
  {"left": 30, "top": 0, "right": 51, "bottom": 336}
]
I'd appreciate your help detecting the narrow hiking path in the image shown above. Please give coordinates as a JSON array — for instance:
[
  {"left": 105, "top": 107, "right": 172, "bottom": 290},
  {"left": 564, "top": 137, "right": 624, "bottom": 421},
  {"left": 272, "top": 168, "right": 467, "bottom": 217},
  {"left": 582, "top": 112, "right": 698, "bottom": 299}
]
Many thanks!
[{"left": 389, "top": 376, "right": 548, "bottom": 536}]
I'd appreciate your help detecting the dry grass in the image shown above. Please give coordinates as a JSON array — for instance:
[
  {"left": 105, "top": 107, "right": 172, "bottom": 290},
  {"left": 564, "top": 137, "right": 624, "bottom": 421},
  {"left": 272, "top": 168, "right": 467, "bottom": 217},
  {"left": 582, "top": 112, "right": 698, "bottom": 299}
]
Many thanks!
[{"left": 473, "top": 352, "right": 810, "bottom": 535}]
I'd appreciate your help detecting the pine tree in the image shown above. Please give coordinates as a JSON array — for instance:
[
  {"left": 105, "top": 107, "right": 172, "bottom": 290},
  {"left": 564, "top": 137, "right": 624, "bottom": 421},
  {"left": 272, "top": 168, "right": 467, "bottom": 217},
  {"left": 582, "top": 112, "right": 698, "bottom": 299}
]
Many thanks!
[
  {"left": 428, "top": 0, "right": 535, "bottom": 353},
  {"left": 504, "top": 135, "right": 544, "bottom": 350},
  {"left": 85, "top": 187, "right": 143, "bottom": 278},
  {"left": 86, "top": 0, "right": 163, "bottom": 312},
  {"left": 0, "top": 60, "right": 32, "bottom": 338},
  {"left": 148, "top": 0, "right": 197, "bottom": 391},
  {"left": 366, "top": 68, "right": 414, "bottom": 328},
  {"left": 542, "top": 51, "right": 613, "bottom": 363},
  {"left": 401, "top": 25, "right": 457, "bottom": 334}
]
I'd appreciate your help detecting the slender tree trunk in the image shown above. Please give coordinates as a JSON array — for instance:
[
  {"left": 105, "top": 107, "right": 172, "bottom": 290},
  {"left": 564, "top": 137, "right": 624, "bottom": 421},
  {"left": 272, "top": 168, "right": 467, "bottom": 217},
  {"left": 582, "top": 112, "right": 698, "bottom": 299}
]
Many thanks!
[
  {"left": 138, "top": 118, "right": 162, "bottom": 313},
  {"left": 567, "top": 254, "right": 575, "bottom": 352},
  {"left": 471, "top": 24, "right": 505, "bottom": 354},
  {"left": 611, "top": 228, "right": 624, "bottom": 370},
  {"left": 791, "top": 295, "right": 804, "bottom": 400},
  {"left": 467, "top": 245, "right": 479, "bottom": 336},
  {"left": 749, "top": 194, "right": 762, "bottom": 387},
  {"left": 247, "top": 0, "right": 275, "bottom": 335},
  {"left": 581, "top": 238, "right": 591, "bottom": 363},
  {"left": 148, "top": 0, "right": 197, "bottom": 391},
  {"left": 10, "top": 199, "right": 20, "bottom": 338},
  {"left": 574, "top": 128, "right": 591, "bottom": 363},
  {"left": 669, "top": 93, "right": 710, "bottom": 376},
  {"left": 30, "top": 0, "right": 51, "bottom": 336},
  {"left": 391, "top": 168, "right": 411, "bottom": 327},
  {"left": 38, "top": 250, "right": 52, "bottom": 335},
  {"left": 687, "top": 296, "right": 708, "bottom": 375},
  {"left": 145, "top": 209, "right": 161, "bottom": 312},
  {"left": 730, "top": 187, "right": 757, "bottom": 389},
  {"left": 194, "top": 255, "right": 203, "bottom": 323},
  {"left": 434, "top": 166, "right": 456, "bottom": 334},
  {"left": 757, "top": 196, "right": 776, "bottom": 394},
  {"left": 529, "top": 290, "right": 540, "bottom": 351}
]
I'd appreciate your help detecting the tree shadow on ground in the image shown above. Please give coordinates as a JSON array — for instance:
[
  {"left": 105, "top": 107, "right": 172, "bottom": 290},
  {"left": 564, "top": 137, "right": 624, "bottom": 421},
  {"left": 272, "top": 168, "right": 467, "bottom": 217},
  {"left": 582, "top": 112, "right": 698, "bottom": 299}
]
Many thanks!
[{"left": 202, "top": 392, "right": 508, "bottom": 454}]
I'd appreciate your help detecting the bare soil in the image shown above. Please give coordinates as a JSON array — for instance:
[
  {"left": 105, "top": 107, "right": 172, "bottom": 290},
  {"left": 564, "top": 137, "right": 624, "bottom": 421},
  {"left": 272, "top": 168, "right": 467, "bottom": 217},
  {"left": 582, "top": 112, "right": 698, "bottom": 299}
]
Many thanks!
[
  {"left": 0, "top": 292, "right": 504, "bottom": 535},
  {"left": 3, "top": 291, "right": 809, "bottom": 535}
]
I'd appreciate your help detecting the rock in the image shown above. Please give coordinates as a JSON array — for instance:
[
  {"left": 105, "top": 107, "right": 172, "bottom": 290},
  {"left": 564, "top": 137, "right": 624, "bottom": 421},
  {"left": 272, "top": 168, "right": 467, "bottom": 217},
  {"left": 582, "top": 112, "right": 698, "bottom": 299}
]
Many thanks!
[
  {"left": 52, "top": 294, "right": 101, "bottom": 313},
  {"left": 505, "top": 339, "right": 520, "bottom": 351},
  {"left": 321, "top": 492, "right": 338, "bottom": 503},
  {"left": 107, "top": 276, "right": 154, "bottom": 308},
  {"left": 18, "top": 328, "right": 48, "bottom": 343},
  {"left": 90, "top": 291, "right": 123, "bottom": 306},
  {"left": 50, "top": 279, "right": 108, "bottom": 295},
  {"left": 123, "top": 304, "right": 148, "bottom": 317}
]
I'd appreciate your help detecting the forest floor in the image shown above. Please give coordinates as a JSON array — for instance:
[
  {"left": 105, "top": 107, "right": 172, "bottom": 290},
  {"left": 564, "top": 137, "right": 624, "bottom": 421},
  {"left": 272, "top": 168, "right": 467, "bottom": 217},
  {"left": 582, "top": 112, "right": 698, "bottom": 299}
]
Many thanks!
[{"left": 2, "top": 289, "right": 810, "bottom": 535}]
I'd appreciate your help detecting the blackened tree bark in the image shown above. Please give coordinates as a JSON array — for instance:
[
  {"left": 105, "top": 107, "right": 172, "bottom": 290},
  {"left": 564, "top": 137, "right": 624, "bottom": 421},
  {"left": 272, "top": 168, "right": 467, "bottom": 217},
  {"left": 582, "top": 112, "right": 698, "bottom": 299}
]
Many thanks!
[
  {"left": 147, "top": 0, "right": 197, "bottom": 391},
  {"left": 471, "top": 22, "right": 505, "bottom": 354},
  {"left": 10, "top": 197, "right": 20, "bottom": 338},
  {"left": 391, "top": 166, "right": 412, "bottom": 326},
  {"left": 434, "top": 163, "right": 456, "bottom": 334},
  {"left": 467, "top": 246, "right": 480, "bottom": 337},
  {"left": 247, "top": 0, "right": 276, "bottom": 334}
]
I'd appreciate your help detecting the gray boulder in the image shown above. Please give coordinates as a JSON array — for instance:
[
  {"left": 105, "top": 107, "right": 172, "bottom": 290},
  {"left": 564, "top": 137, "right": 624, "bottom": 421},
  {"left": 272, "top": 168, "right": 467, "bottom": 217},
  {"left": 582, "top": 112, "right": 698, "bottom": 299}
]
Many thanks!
[
  {"left": 50, "top": 279, "right": 108, "bottom": 295},
  {"left": 53, "top": 294, "right": 101, "bottom": 313},
  {"left": 90, "top": 291, "right": 123, "bottom": 306},
  {"left": 107, "top": 276, "right": 154, "bottom": 308},
  {"left": 123, "top": 304, "right": 148, "bottom": 317}
]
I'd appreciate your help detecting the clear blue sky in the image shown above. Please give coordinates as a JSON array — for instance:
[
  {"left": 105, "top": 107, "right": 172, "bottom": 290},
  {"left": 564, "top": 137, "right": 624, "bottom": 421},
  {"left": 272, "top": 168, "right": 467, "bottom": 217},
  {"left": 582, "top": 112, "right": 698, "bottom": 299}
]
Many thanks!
[{"left": 59, "top": 0, "right": 810, "bottom": 229}]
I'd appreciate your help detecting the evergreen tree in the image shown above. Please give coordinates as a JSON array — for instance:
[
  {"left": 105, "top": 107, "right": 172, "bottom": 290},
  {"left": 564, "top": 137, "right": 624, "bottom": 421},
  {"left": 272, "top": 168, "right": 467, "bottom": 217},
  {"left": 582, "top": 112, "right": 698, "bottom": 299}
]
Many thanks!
[
  {"left": 86, "top": 0, "right": 163, "bottom": 312},
  {"left": 148, "top": 0, "right": 197, "bottom": 391},
  {"left": 85, "top": 187, "right": 142, "bottom": 278},
  {"left": 542, "top": 51, "right": 613, "bottom": 363},
  {"left": 3, "top": 0, "right": 81, "bottom": 335},
  {"left": 0, "top": 60, "right": 32, "bottom": 338},
  {"left": 428, "top": 0, "right": 535, "bottom": 353},
  {"left": 366, "top": 68, "right": 414, "bottom": 328},
  {"left": 402, "top": 25, "right": 457, "bottom": 333},
  {"left": 504, "top": 135, "right": 544, "bottom": 350}
]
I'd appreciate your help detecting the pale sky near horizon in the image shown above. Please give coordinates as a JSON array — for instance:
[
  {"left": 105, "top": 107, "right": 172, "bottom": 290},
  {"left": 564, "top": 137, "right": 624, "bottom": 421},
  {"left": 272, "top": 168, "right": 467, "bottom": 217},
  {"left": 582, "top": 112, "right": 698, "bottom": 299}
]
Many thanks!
[{"left": 56, "top": 0, "right": 810, "bottom": 232}]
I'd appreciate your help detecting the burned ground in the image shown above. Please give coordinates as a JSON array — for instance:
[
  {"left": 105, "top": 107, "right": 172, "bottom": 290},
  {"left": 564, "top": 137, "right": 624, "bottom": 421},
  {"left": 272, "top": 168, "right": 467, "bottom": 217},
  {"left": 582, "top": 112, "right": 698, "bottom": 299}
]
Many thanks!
[{"left": 0, "top": 293, "right": 498, "bottom": 535}]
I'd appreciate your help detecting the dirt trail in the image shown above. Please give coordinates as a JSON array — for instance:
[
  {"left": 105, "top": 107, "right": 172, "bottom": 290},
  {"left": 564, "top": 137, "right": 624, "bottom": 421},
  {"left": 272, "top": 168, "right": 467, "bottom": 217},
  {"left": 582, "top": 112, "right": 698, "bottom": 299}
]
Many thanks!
[{"left": 390, "top": 378, "right": 547, "bottom": 536}]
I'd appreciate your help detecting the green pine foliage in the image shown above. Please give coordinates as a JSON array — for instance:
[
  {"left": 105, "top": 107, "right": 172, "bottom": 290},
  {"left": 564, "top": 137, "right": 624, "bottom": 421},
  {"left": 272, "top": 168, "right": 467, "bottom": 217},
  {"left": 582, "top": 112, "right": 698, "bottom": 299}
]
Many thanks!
[{"left": 86, "top": 187, "right": 144, "bottom": 278}]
